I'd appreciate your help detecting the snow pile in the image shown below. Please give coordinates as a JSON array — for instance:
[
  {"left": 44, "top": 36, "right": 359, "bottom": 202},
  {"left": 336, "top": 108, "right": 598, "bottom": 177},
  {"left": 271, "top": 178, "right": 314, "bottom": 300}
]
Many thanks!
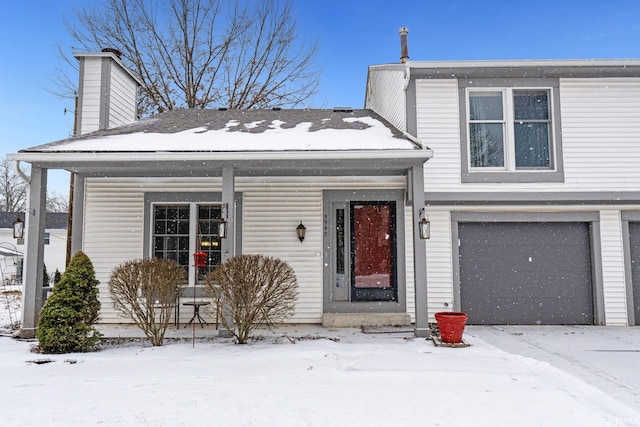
[
  {"left": 40, "top": 116, "right": 415, "bottom": 152},
  {"left": 1, "top": 330, "right": 638, "bottom": 426}
]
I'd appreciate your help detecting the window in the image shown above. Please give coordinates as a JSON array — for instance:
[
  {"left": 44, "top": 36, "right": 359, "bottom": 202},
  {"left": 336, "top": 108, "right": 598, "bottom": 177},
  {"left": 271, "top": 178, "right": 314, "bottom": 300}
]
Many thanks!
[
  {"left": 152, "top": 203, "right": 223, "bottom": 281},
  {"left": 468, "top": 89, "right": 551, "bottom": 170},
  {"left": 44, "top": 233, "right": 50, "bottom": 245},
  {"left": 459, "top": 78, "right": 564, "bottom": 184}
]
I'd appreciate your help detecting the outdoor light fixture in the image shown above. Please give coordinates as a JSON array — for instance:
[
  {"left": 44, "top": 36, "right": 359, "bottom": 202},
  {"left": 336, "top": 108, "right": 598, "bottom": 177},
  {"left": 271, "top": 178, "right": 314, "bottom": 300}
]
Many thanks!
[
  {"left": 12, "top": 217, "right": 24, "bottom": 239},
  {"left": 296, "top": 221, "right": 306, "bottom": 243},
  {"left": 418, "top": 208, "right": 430, "bottom": 240},
  {"left": 218, "top": 203, "right": 228, "bottom": 239}
]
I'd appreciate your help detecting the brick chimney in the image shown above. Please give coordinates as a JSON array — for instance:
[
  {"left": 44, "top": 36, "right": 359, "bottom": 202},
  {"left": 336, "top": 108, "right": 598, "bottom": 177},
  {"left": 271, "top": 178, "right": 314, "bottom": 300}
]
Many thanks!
[
  {"left": 73, "top": 49, "right": 141, "bottom": 136},
  {"left": 399, "top": 27, "right": 409, "bottom": 63}
]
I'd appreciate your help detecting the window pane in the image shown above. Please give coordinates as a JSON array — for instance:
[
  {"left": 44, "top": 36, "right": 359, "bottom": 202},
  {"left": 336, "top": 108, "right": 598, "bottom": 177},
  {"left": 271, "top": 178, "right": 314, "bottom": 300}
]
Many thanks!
[
  {"left": 514, "top": 90, "right": 549, "bottom": 120},
  {"left": 470, "top": 123, "right": 505, "bottom": 167},
  {"left": 515, "top": 123, "right": 550, "bottom": 167},
  {"left": 154, "top": 206, "right": 167, "bottom": 220},
  {"left": 196, "top": 204, "right": 223, "bottom": 280},
  {"left": 153, "top": 204, "right": 190, "bottom": 270},
  {"left": 469, "top": 92, "right": 503, "bottom": 120}
]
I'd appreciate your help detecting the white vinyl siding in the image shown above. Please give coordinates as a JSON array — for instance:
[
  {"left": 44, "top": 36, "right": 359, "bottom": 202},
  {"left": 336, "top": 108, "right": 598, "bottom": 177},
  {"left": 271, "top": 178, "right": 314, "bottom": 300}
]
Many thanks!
[
  {"left": 83, "top": 176, "right": 409, "bottom": 324},
  {"left": 77, "top": 57, "right": 103, "bottom": 135},
  {"left": 108, "top": 64, "right": 138, "bottom": 128},
  {"left": 560, "top": 78, "right": 640, "bottom": 191},
  {"left": 366, "top": 69, "right": 407, "bottom": 132},
  {"left": 415, "top": 79, "right": 462, "bottom": 188},
  {"left": 599, "top": 210, "right": 629, "bottom": 325},
  {"left": 424, "top": 210, "right": 454, "bottom": 321},
  {"left": 416, "top": 77, "right": 640, "bottom": 192}
]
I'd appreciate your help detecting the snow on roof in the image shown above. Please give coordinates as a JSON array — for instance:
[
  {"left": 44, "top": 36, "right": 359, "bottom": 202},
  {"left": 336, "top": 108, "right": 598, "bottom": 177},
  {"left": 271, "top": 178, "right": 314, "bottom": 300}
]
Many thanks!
[{"left": 26, "top": 109, "right": 422, "bottom": 153}]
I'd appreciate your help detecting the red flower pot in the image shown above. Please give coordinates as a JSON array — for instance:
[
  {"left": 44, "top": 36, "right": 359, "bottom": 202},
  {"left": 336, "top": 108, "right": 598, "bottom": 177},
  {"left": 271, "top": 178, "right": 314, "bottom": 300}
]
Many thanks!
[{"left": 435, "top": 312, "right": 468, "bottom": 344}]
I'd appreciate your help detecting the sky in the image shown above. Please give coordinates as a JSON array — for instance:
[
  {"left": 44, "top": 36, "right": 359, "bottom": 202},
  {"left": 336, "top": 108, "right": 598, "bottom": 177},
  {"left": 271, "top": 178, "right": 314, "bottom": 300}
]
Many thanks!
[{"left": 1, "top": 0, "right": 640, "bottom": 195}]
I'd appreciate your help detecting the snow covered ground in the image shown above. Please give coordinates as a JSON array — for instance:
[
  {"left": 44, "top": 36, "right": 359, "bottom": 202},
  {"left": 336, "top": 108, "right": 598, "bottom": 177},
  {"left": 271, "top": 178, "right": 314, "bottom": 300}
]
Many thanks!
[{"left": 1, "top": 292, "right": 639, "bottom": 426}]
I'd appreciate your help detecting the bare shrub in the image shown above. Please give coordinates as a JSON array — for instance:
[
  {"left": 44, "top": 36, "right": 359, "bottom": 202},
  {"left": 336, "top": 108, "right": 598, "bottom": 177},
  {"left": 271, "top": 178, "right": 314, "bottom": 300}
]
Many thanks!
[
  {"left": 109, "top": 258, "right": 186, "bottom": 346},
  {"left": 204, "top": 255, "right": 297, "bottom": 344}
]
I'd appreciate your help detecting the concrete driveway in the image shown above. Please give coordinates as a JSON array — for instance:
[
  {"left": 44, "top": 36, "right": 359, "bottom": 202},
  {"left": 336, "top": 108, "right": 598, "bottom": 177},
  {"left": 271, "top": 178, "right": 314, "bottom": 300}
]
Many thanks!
[{"left": 466, "top": 325, "right": 640, "bottom": 411}]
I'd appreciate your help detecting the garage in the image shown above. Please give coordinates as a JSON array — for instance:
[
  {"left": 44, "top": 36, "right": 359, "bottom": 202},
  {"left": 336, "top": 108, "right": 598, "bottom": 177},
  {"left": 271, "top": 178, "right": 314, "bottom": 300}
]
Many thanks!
[
  {"left": 627, "top": 222, "right": 640, "bottom": 325},
  {"left": 458, "top": 222, "right": 594, "bottom": 325}
]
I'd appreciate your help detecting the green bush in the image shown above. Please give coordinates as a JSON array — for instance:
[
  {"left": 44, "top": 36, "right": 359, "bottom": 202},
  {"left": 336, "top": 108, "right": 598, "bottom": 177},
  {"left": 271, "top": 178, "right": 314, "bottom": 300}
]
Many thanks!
[
  {"left": 204, "top": 255, "right": 297, "bottom": 344},
  {"left": 53, "top": 269, "right": 62, "bottom": 285},
  {"left": 109, "top": 258, "right": 186, "bottom": 346},
  {"left": 36, "top": 251, "right": 102, "bottom": 353}
]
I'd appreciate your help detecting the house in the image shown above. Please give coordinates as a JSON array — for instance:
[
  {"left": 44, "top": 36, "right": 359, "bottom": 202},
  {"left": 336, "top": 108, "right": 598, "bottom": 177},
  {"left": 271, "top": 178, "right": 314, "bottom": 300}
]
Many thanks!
[
  {"left": 366, "top": 53, "right": 640, "bottom": 327},
  {"left": 11, "top": 41, "right": 640, "bottom": 338},
  {"left": 0, "top": 212, "right": 68, "bottom": 285},
  {"left": 8, "top": 50, "right": 432, "bottom": 338}
]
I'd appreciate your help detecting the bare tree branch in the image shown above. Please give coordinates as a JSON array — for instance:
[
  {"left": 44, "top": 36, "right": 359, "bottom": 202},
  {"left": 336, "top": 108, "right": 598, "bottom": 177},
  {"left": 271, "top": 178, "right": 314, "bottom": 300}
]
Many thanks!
[
  {"left": 49, "top": 0, "right": 319, "bottom": 117},
  {"left": 0, "top": 159, "right": 27, "bottom": 212}
]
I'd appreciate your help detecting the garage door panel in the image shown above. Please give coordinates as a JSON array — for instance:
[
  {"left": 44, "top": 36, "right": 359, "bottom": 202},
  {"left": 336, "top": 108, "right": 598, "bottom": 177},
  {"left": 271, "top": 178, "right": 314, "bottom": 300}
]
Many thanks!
[
  {"left": 461, "top": 271, "right": 593, "bottom": 299},
  {"left": 465, "top": 296, "right": 594, "bottom": 325},
  {"left": 459, "top": 222, "right": 594, "bottom": 325},
  {"left": 461, "top": 222, "right": 589, "bottom": 246},
  {"left": 460, "top": 245, "right": 589, "bottom": 273}
]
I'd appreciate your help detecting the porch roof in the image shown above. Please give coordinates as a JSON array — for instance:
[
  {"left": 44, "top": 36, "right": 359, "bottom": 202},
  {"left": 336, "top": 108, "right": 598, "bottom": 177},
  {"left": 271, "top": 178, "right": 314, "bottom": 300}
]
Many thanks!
[{"left": 10, "top": 109, "right": 432, "bottom": 176}]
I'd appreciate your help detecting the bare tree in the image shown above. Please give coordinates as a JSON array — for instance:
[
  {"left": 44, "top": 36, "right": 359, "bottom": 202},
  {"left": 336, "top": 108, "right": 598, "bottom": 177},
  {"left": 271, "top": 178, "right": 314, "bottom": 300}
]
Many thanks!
[
  {"left": 46, "top": 192, "right": 69, "bottom": 213},
  {"left": 0, "top": 159, "right": 27, "bottom": 212},
  {"left": 55, "top": 0, "right": 319, "bottom": 116},
  {"left": 0, "top": 158, "right": 70, "bottom": 213}
]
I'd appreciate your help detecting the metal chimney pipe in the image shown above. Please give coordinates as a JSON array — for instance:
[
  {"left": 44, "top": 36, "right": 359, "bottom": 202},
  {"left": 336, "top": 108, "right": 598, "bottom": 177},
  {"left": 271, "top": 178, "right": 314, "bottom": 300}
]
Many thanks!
[{"left": 399, "top": 27, "right": 409, "bottom": 63}]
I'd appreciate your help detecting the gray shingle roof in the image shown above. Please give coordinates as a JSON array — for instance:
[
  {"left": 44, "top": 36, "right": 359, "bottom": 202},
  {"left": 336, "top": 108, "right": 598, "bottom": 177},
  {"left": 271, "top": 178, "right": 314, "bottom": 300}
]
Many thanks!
[
  {"left": 0, "top": 212, "right": 68, "bottom": 229},
  {"left": 24, "top": 108, "right": 412, "bottom": 152}
]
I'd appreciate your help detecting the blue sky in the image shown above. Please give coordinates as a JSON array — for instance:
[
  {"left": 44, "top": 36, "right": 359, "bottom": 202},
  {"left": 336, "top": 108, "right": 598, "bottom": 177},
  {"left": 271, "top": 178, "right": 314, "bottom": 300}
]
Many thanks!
[{"left": 1, "top": 0, "right": 640, "bottom": 195}]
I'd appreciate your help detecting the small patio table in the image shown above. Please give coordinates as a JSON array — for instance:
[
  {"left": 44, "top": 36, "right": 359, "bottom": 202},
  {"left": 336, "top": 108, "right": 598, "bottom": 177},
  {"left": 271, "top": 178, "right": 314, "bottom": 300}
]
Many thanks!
[{"left": 182, "top": 301, "right": 211, "bottom": 328}]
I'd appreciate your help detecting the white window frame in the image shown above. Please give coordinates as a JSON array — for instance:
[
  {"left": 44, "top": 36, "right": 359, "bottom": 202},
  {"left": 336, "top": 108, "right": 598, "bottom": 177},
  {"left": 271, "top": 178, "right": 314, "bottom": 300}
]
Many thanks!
[
  {"left": 466, "top": 87, "right": 555, "bottom": 172},
  {"left": 150, "top": 202, "right": 223, "bottom": 285},
  {"left": 458, "top": 77, "right": 565, "bottom": 184}
]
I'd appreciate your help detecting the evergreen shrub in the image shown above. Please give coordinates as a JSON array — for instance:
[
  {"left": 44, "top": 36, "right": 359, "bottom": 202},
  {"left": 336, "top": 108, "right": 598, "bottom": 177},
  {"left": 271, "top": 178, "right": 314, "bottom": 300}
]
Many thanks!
[{"left": 36, "top": 251, "right": 102, "bottom": 353}]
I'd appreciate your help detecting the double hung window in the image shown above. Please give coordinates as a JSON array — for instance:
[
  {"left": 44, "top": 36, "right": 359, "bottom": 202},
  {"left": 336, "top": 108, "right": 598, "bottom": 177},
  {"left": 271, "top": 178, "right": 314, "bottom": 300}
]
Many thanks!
[
  {"left": 468, "top": 88, "right": 552, "bottom": 170},
  {"left": 152, "top": 203, "right": 223, "bottom": 281}
]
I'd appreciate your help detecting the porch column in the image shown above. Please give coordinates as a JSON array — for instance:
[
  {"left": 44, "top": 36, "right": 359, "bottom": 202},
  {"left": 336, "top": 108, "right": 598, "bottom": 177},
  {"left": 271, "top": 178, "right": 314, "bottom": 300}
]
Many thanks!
[
  {"left": 410, "top": 163, "right": 430, "bottom": 338},
  {"left": 70, "top": 174, "right": 85, "bottom": 258},
  {"left": 220, "top": 166, "right": 235, "bottom": 337},
  {"left": 19, "top": 166, "right": 48, "bottom": 339}
]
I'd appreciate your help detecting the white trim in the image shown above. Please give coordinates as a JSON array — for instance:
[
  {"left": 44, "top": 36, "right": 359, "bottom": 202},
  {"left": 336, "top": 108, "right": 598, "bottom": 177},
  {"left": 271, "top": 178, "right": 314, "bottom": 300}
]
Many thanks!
[{"left": 9, "top": 149, "right": 433, "bottom": 163}]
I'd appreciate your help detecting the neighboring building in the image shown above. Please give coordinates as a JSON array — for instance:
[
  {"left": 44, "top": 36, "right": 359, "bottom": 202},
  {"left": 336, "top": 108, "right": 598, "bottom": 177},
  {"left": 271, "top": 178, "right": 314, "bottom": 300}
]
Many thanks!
[
  {"left": 10, "top": 41, "right": 640, "bottom": 338},
  {"left": 0, "top": 212, "right": 67, "bottom": 286},
  {"left": 366, "top": 57, "right": 640, "bottom": 327}
]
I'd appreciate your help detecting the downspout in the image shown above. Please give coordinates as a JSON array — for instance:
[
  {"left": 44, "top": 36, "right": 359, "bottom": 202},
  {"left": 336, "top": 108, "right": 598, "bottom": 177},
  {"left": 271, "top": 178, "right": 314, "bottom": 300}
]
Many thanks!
[
  {"left": 402, "top": 131, "right": 425, "bottom": 150},
  {"left": 12, "top": 160, "right": 30, "bottom": 185}
]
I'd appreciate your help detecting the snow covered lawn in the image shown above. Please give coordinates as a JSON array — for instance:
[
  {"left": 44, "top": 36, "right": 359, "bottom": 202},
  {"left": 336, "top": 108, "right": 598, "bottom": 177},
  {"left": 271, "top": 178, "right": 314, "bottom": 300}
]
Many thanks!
[{"left": 1, "top": 330, "right": 638, "bottom": 426}]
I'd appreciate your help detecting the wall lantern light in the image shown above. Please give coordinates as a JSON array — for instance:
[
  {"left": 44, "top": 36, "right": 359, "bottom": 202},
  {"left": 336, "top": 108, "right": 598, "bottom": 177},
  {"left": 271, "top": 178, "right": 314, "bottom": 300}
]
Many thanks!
[
  {"left": 296, "top": 221, "right": 306, "bottom": 243},
  {"left": 13, "top": 217, "right": 24, "bottom": 239},
  {"left": 418, "top": 208, "right": 430, "bottom": 240}
]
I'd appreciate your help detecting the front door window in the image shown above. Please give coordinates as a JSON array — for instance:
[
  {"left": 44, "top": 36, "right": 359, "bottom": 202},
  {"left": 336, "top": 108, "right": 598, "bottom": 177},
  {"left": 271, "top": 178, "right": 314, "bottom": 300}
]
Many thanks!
[{"left": 351, "top": 202, "right": 397, "bottom": 302}]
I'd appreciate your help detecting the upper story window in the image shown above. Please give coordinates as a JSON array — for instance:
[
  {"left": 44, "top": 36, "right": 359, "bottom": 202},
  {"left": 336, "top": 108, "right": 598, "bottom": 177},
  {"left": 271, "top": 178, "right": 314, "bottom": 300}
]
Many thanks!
[
  {"left": 459, "top": 79, "right": 564, "bottom": 183},
  {"left": 469, "top": 89, "right": 551, "bottom": 169}
]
